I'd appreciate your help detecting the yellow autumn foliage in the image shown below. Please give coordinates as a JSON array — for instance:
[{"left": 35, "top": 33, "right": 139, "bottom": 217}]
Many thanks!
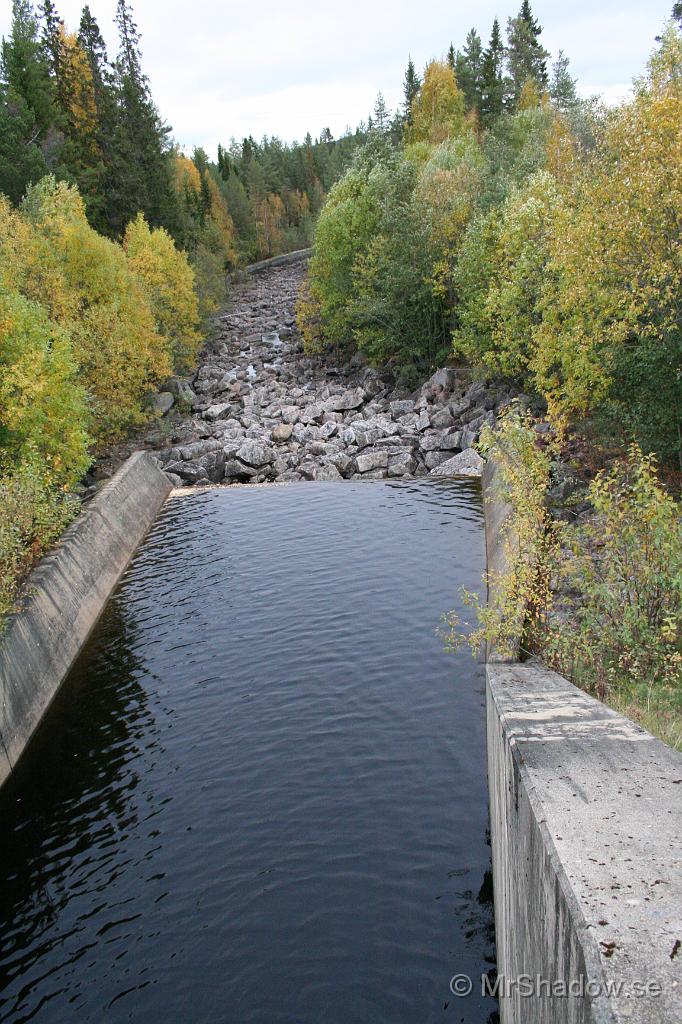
[
  {"left": 124, "top": 213, "right": 201, "bottom": 373},
  {"left": 405, "top": 61, "right": 466, "bottom": 145}
]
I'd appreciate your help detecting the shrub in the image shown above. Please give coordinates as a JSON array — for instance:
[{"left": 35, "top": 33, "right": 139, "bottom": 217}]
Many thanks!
[
  {"left": 0, "top": 454, "right": 80, "bottom": 622},
  {"left": 124, "top": 213, "right": 201, "bottom": 374}
]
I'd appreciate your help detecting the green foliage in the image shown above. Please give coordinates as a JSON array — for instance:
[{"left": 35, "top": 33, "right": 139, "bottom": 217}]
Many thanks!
[
  {"left": 444, "top": 407, "right": 562, "bottom": 661},
  {"left": 547, "top": 447, "right": 681, "bottom": 745},
  {"left": 0, "top": 452, "right": 79, "bottom": 621}
]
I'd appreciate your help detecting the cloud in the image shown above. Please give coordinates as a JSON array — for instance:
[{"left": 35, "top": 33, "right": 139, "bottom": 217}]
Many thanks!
[{"left": 0, "top": 0, "right": 673, "bottom": 154}]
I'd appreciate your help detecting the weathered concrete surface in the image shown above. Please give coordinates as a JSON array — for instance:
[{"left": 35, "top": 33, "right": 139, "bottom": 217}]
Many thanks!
[
  {"left": 245, "top": 247, "right": 312, "bottom": 273},
  {"left": 0, "top": 452, "right": 171, "bottom": 789},
  {"left": 487, "top": 661, "right": 682, "bottom": 1024}
]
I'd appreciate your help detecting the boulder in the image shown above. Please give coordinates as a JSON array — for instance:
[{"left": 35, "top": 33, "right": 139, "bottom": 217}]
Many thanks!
[
  {"left": 430, "top": 407, "right": 456, "bottom": 430},
  {"left": 313, "top": 463, "right": 343, "bottom": 481},
  {"left": 271, "top": 423, "right": 294, "bottom": 443},
  {"left": 150, "top": 391, "right": 174, "bottom": 415},
  {"left": 236, "top": 440, "right": 275, "bottom": 467},
  {"left": 425, "top": 367, "right": 459, "bottom": 391},
  {"left": 204, "top": 402, "right": 232, "bottom": 422},
  {"left": 429, "top": 448, "right": 484, "bottom": 477},
  {"left": 356, "top": 449, "right": 389, "bottom": 473},
  {"left": 166, "top": 378, "right": 196, "bottom": 408},
  {"left": 388, "top": 452, "right": 417, "bottom": 477},
  {"left": 389, "top": 399, "right": 415, "bottom": 418},
  {"left": 325, "top": 387, "right": 366, "bottom": 412},
  {"left": 280, "top": 405, "right": 300, "bottom": 424},
  {"left": 224, "top": 459, "right": 258, "bottom": 481}
]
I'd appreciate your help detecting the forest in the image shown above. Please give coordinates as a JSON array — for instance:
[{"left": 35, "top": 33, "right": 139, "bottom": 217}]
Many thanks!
[{"left": 300, "top": 3, "right": 682, "bottom": 469}]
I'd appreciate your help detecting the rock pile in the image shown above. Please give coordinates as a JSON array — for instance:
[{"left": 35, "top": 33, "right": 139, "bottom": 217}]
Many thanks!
[{"left": 151, "top": 263, "right": 510, "bottom": 487}]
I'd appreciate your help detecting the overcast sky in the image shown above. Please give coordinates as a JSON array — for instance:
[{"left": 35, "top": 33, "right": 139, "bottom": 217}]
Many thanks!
[{"left": 0, "top": 1, "right": 675, "bottom": 154}]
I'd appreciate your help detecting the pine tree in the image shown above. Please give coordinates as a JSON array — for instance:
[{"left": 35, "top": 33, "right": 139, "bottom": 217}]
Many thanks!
[
  {"left": 447, "top": 44, "right": 456, "bottom": 71},
  {"left": 550, "top": 51, "right": 577, "bottom": 110},
  {"left": 480, "top": 18, "right": 505, "bottom": 125},
  {"left": 506, "top": 0, "right": 550, "bottom": 109},
  {"left": 38, "top": 1, "right": 63, "bottom": 86},
  {"left": 402, "top": 57, "right": 421, "bottom": 124}
]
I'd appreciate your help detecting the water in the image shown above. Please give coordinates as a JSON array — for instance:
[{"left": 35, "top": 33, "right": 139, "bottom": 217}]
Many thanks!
[{"left": 0, "top": 480, "right": 497, "bottom": 1023}]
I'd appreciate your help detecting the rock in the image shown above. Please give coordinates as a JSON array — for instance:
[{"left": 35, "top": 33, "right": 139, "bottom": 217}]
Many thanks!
[
  {"left": 300, "top": 404, "right": 324, "bottom": 424},
  {"left": 319, "top": 421, "right": 338, "bottom": 440},
  {"left": 280, "top": 405, "right": 300, "bottom": 424},
  {"left": 352, "top": 468, "right": 387, "bottom": 480},
  {"left": 164, "top": 472, "right": 183, "bottom": 487},
  {"left": 437, "top": 429, "right": 463, "bottom": 451},
  {"left": 429, "top": 448, "right": 484, "bottom": 477},
  {"left": 430, "top": 407, "right": 456, "bottom": 430},
  {"left": 150, "top": 391, "right": 174, "bottom": 415},
  {"left": 224, "top": 459, "right": 258, "bottom": 481},
  {"left": 271, "top": 423, "right": 293, "bottom": 443},
  {"left": 388, "top": 452, "right": 417, "bottom": 477},
  {"left": 326, "top": 452, "right": 354, "bottom": 477},
  {"left": 325, "top": 387, "right": 366, "bottom": 412},
  {"left": 204, "top": 402, "right": 232, "bottom": 422},
  {"left": 425, "top": 367, "right": 459, "bottom": 391},
  {"left": 236, "top": 440, "right": 275, "bottom": 467},
  {"left": 389, "top": 399, "right": 415, "bottom": 418},
  {"left": 425, "top": 450, "right": 453, "bottom": 470},
  {"left": 166, "top": 378, "right": 196, "bottom": 408},
  {"left": 313, "top": 463, "right": 343, "bottom": 481},
  {"left": 416, "top": 409, "right": 431, "bottom": 432},
  {"left": 356, "top": 449, "right": 389, "bottom": 473},
  {"left": 178, "top": 439, "right": 223, "bottom": 461},
  {"left": 276, "top": 471, "right": 303, "bottom": 482}
]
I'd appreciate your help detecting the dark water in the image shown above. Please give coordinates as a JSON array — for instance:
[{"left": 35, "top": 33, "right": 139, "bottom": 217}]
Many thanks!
[{"left": 0, "top": 480, "right": 497, "bottom": 1024}]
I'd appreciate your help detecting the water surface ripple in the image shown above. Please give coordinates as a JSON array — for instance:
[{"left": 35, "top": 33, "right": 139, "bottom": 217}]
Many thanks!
[{"left": 0, "top": 480, "right": 496, "bottom": 1023}]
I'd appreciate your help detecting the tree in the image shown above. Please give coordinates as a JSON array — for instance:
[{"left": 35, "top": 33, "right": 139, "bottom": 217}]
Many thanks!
[
  {"left": 447, "top": 44, "right": 456, "bottom": 71},
  {"left": 402, "top": 57, "right": 421, "bottom": 124},
  {"left": 1, "top": 1, "right": 54, "bottom": 141},
  {"left": 506, "top": 0, "right": 549, "bottom": 109},
  {"left": 480, "top": 18, "right": 505, "bottom": 125},
  {"left": 550, "top": 51, "right": 577, "bottom": 109},
  {"left": 405, "top": 61, "right": 466, "bottom": 144},
  {"left": 108, "top": 0, "right": 178, "bottom": 236},
  {"left": 455, "top": 28, "right": 484, "bottom": 112},
  {"left": 372, "top": 91, "right": 390, "bottom": 133}
]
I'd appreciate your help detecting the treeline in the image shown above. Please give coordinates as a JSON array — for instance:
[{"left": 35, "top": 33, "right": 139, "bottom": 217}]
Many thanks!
[
  {"left": 0, "top": 1, "right": 366, "bottom": 272},
  {"left": 300, "top": 5, "right": 682, "bottom": 466}
]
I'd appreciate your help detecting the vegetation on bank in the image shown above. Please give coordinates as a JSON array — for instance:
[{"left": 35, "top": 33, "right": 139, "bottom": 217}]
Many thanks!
[
  {"left": 299, "top": 8, "right": 682, "bottom": 468},
  {"left": 445, "top": 412, "right": 681, "bottom": 749}
]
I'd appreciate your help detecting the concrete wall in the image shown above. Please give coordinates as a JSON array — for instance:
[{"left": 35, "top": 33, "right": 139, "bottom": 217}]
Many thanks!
[
  {"left": 482, "top": 467, "right": 682, "bottom": 1023},
  {"left": 245, "top": 248, "right": 312, "bottom": 274},
  {"left": 0, "top": 452, "right": 171, "bottom": 789}
]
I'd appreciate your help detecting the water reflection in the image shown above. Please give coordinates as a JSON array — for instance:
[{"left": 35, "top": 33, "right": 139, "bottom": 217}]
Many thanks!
[{"left": 0, "top": 480, "right": 496, "bottom": 1023}]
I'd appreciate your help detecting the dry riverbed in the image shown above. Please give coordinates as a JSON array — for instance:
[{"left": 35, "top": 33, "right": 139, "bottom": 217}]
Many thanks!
[{"left": 92, "top": 260, "right": 516, "bottom": 489}]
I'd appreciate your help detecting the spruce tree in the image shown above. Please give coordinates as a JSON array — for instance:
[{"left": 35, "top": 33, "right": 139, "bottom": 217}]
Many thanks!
[
  {"left": 550, "top": 51, "right": 577, "bottom": 110},
  {"left": 372, "top": 91, "right": 390, "bottom": 133},
  {"left": 506, "top": 0, "right": 550, "bottom": 109},
  {"left": 402, "top": 57, "right": 421, "bottom": 124},
  {"left": 110, "top": 0, "right": 178, "bottom": 236},
  {"left": 480, "top": 18, "right": 505, "bottom": 125},
  {"left": 457, "top": 28, "right": 484, "bottom": 112},
  {"left": 1, "top": 1, "right": 54, "bottom": 140},
  {"left": 447, "top": 44, "right": 456, "bottom": 71}
]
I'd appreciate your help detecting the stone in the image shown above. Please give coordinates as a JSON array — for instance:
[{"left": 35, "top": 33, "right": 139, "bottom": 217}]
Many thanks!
[
  {"left": 429, "top": 448, "right": 484, "bottom": 477},
  {"left": 164, "top": 472, "right": 183, "bottom": 487},
  {"left": 280, "top": 405, "right": 300, "bottom": 424},
  {"left": 204, "top": 402, "right": 232, "bottom": 422},
  {"left": 416, "top": 409, "right": 431, "bottom": 432},
  {"left": 313, "top": 463, "right": 343, "bottom": 481},
  {"left": 388, "top": 452, "right": 417, "bottom": 477},
  {"left": 326, "top": 452, "right": 354, "bottom": 477},
  {"left": 166, "top": 378, "right": 196, "bottom": 407},
  {"left": 425, "top": 367, "right": 459, "bottom": 391},
  {"left": 224, "top": 459, "right": 258, "bottom": 481},
  {"left": 178, "top": 439, "right": 223, "bottom": 461},
  {"left": 352, "top": 468, "right": 386, "bottom": 480},
  {"left": 150, "top": 391, "right": 174, "bottom": 415},
  {"left": 319, "top": 421, "right": 338, "bottom": 440},
  {"left": 389, "top": 399, "right": 415, "bottom": 418},
  {"left": 356, "top": 449, "right": 389, "bottom": 473},
  {"left": 236, "top": 440, "right": 274, "bottom": 467},
  {"left": 271, "top": 423, "right": 293, "bottom": 442},
  {"left": 437, "top": 429, "right": 463, "bottom": 451},
  {"left": 325, "top": 387, "right": 366, "bottom": 412},
  {"left": 430, "top": 407, "right": 456, "bottom": 430},
  {"left": 300, "top": 404, "right": 324, "bottom": 424},
  {"left": 425, "top": 450, "right": 453, "bottom": 470}
]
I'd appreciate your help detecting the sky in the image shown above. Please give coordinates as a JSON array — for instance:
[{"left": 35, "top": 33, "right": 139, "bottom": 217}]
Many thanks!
[{"left": 0, "top": 1, "right": 676, "bottom": 154}]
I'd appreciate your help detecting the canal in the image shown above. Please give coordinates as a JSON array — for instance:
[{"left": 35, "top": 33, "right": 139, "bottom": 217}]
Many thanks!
[{"left": 0, "top": 480, "right": 497, "bottom": 1023}]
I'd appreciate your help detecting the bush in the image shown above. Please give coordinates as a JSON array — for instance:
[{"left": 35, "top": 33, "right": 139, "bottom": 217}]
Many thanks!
[
  {"left": 0, "top": 455, "right": 79, "bottom": 622},
  {"left": 124, "top": 213, "right": 201, "bottom": 374}
]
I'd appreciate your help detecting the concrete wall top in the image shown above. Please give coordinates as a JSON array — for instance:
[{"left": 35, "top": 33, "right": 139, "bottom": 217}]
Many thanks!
[
  {"left": 488, "top": 660, "right": 682, "bottom": 1023},
  {"left": 0, "top": 452, "right": 172, "bottom": 789},
  {"left": 245, "top": 248, "right": 312, "bottom": 274}
]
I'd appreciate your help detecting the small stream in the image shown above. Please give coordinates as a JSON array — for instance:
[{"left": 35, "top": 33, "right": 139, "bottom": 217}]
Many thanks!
[{"left": 0, "top": 480, "right": 497, "bottom": 1023}]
